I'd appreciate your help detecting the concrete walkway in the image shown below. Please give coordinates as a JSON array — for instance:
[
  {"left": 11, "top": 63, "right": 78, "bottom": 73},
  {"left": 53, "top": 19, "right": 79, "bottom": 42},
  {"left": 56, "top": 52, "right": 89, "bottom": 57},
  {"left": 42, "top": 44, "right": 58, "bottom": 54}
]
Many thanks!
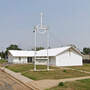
[
  {"left": 0, "top": 69, "right": 32, "bottom": 90},
  {"left": 0, "top": 67, "right": 41, "bottom": 90},
  {"left": 34, "top": 76, "right": 90, "bottom": 89}
]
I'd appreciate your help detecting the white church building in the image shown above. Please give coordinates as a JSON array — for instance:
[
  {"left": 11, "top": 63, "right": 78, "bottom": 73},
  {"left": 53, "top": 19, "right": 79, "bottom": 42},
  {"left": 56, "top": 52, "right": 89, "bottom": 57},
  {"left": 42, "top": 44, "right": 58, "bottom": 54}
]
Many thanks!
[{"left": 8, "top": 46, "right": 83, "bottom": 66}]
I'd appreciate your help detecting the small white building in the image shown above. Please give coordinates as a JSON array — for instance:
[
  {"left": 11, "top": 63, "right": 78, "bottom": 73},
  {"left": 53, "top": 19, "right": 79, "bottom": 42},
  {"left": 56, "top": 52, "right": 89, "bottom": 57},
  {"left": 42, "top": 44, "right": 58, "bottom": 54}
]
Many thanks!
[
  {"left": 0, "top": 56, "right": 1, "bottom": 60},
  {"left": 8, "top": 46, "right": 83, "bottom": 66}
]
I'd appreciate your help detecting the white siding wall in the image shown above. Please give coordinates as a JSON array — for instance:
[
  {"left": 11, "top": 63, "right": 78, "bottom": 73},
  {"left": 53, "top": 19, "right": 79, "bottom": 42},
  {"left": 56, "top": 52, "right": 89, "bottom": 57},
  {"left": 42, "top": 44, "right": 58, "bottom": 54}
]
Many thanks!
[
  {"left": 49, "top": 57, "right": 56, "bottom": 66},
  {"left": 56, "top": 50, "right": 83, "bottom": 66},
  {"left": 8, "top": 55, "right": 14, "bottom": 63},
  {"left": 8, "top": 55, "right": 28, "bottom": 64},
  {"left": 13, "top": 57, "right": 27, "bottom": 64}
]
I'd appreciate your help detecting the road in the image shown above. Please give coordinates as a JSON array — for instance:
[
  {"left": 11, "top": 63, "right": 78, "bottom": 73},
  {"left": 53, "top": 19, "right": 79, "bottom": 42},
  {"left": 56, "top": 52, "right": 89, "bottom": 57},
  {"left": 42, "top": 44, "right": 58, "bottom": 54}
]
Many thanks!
[{"left": 0, "top": 70, "right": 32, "bottom": 90}]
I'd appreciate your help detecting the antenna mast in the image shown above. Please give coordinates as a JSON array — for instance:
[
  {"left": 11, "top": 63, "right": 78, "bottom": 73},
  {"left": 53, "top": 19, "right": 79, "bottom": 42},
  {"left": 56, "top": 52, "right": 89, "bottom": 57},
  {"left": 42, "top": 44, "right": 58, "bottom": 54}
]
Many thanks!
[{"left": 33, "top": 12, "right": 49, "bottom": 71}]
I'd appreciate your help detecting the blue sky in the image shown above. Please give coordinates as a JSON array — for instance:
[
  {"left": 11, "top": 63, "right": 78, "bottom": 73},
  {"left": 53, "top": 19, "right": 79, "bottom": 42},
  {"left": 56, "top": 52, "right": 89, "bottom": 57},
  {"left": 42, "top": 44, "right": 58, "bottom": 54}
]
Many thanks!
[{"left": 0, "top": 0, "right": 90, "bottom": 51}]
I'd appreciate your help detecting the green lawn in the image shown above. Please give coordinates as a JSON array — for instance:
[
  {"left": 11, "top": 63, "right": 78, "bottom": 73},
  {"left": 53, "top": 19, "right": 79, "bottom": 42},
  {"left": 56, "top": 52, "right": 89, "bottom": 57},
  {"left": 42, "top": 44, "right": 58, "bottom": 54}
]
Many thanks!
[
  {"left": 47, "top": 79, "right": 90, "bottom": 90},
  {"left": 6, "top": 64, "right": 34, "bottom": 72},
  {"left": 22, "top": 69, "right": 89, "bottom": 80},
  {"left": 0, "top": 59, "right": 7, "bottom": 64},
  {"left": 68, "top": 64, "right": 90, "bottom": 72},
  {"left": 5, "top": 64, "right": 58, "bottom": 73},
  {"left": 6, "top": 64, "right": 90, "bottom": 80}
]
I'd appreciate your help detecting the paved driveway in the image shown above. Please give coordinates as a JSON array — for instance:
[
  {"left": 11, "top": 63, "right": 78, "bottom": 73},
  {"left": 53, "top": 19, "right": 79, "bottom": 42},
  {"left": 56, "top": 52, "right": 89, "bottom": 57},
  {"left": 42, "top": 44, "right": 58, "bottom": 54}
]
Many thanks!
[{"left": 0, "top": 70, "right": 32, "bottom": 90}]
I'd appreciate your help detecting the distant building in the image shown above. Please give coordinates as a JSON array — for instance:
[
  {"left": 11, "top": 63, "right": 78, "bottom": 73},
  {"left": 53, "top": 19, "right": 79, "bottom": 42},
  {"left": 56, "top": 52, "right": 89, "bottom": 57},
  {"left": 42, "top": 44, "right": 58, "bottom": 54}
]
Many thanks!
[
  {"left": 83, "top": 55, "right": 90, "bottom": 63},
  {"left": 8, "top": 46, "right": 83, "bottom": 66}
]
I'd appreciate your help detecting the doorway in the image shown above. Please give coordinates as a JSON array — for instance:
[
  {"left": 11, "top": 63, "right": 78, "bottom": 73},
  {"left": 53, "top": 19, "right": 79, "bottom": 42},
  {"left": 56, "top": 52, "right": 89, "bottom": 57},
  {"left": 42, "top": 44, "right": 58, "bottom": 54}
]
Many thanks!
[{"left": 27, "top": 57, "right": 32, "bottom": 63}]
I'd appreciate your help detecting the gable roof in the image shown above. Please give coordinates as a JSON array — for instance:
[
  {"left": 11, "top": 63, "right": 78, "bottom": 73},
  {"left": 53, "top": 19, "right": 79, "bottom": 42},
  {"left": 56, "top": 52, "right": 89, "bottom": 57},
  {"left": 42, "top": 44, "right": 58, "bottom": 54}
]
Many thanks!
[
  {"left": 9, "top": 46, "right": 82, "bottom": 57},
  {"left": 36, "top": 46, "right": 71, "bottom": 56},
  {"left": 9, "top": 50, "right": 34, "bottom": 57}
]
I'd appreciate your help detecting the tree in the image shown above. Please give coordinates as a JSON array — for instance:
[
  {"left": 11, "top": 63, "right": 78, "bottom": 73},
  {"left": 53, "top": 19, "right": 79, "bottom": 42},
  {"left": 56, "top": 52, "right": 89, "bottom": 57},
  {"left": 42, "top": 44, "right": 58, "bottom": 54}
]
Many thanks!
[
  {"left": 0, "top": 51, "right": 5, "bottom": 59},
  {"left": 5, "top": 44, "right": 22, "bottom": 57},
  {"left": 32, "top": 47, "right": 44, "bottom": 51},
  {"left": 83, "top": 48, "right": 90, "bottom": 55}
]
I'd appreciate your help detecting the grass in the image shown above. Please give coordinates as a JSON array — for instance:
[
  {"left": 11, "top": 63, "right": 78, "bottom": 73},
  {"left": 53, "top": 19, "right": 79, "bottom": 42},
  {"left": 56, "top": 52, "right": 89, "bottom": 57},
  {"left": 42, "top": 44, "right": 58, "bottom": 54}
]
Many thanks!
[
  {"left": 22, "top": 69, "right": 89, "bottom": 80},
  {"left": 0, "top": 59, "right": 7, "bottom": 64},
  {"left": 6, "top": 64, "right": 90, "bottom": 80},
  {"left": 47, "top": 79, "right": 90, "bottom": 90},
  {"left": 6, "top": 64, "right": 34, "bottom": 72},
  {"left": 67, "top": 64, "right": 90, "bottom": 72},
  {"left": 5, "top": 64, "right": 57, "bottom": 73}
]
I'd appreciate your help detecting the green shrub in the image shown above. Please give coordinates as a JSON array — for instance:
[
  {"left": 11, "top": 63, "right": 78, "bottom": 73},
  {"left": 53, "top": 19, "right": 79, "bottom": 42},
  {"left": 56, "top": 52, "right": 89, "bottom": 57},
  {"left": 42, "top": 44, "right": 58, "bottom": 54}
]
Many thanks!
[
  {"left": 5, "top": 66, "right": 8, "bottom": 68},
  {"left": 63, "top": 69, "right": 66, "bottom": 72},
  {"left": 58, "top": 82, "right": 64, "bottom": 86},
  {"left": 0, "top": 59, "right": 7, "bottom": 64}
]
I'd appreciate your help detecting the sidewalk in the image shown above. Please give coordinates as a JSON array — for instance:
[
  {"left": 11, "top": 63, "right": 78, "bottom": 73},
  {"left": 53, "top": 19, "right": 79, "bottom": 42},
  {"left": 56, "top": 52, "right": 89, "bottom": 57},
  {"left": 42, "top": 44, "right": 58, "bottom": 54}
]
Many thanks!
[
  {"left": 0, "top": 67, "right": 41, "bottom": 90},
  {"left": 34, "top": 76, "right": 90, "bottom": 89}
]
